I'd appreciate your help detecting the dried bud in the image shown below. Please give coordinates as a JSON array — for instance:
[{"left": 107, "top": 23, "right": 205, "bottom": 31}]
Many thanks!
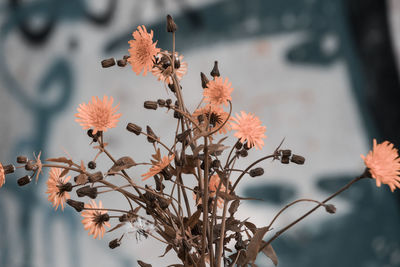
[
  {"left": 281, "top": 149, "right": 291, "bottom": 157},
  {"left": 88, "top": 161, "right": 96, "bottom": 170},
  {"left": 87, "top": 129, "right": 94, "bottom": 138},
  {"left": 243, "top": 142, "right": 251, "bottom": 150},
  {"left": 66, "top": 199, "right": 85, "bottom": 212},
  {"left": 17, "top": 175, "right": 31, "bottom": 186},
  {"left": 160, "top": 168, "right": 171, "bottom": 180},
  {"left": 154, "top": 175, "right": 165, "bottom": 191},
  {"left": 165, "top": 99, "right": 172, "bottom": 107},
  {"left": 144, "top": 101, "right": 158, "bottom": 110},
  {"left": 144, "top": 189, "right": 156, "bottom": 202},
  {"left": 109, "top": 239, "right": 121, "bottom": 249},
  {"left": 25, "top": 160, "right": 37, "bottom": 171},
  {"left": 119, "top": 214, "right": 128, "bottom": 222},
  {"left": 17, "top": 156, "right": 28, "bottom": 164},
  {"left": 291, "top": 154, "right": 305, "bottom": 165},
  {"left": 76, "top": 185, "right": 98, "bottom": 199},
  {"left": 281, "top": 156, "right": 290, "bottom": 164},
  {"left": 177, "top": 129, "right": 191, "bottom": 144},
  {"left": 88, "top": 171, "right": 103, "bottom": 182},
  {"left": 157, "top": 99, "right": 166, "bottom": 107},
  {"left": 101, "top": 58, "right": 115, "bottom": 68},
  {"left": 59, "top": 182, "right": 73, "bottom": 193},
  {"left": 126, "top": 123, "right": 142, "bottom": 136},
  {"left": 210, "top": 61, "right": 220, "bottom": 77},
  {"left": 117, "top": 59, "right": 127, "bottom": 67},
  {"left": 174, "top": 110, "right": 182, "bottom": 119},
  {"left": 197, "top": 114, "right": 204, "bottom": 123},
  {"left": 166, "top": 14, "right": 177, "bottom": 32},
  {"left": 212, "top": 159, "right": 220, "bottom": 169},
  {"left": 235, "top": 141, "right": 243, "bottom": 150},
  {"left": 168, "top": 83, "right": 176, "bottom": 93},
  {"left": 3, "top": 164, "right": 15, "bottom": 174},
  {"left": 146, "top": 126, "right": 158, "bottom": 143},
  {"left": 249, "top": 167, "right": 264, "bottom": 177},
  {"left": 123, "top": 55, "right": 130, "bottom": 60},
  {"left": 200, "top": 72, "right": 209, "bottom": 88},
  {"left": 158, "top": 197, "right": 169, "bottom": 210},
  {"left": 239, "top": 149, "right": 248, "bottom": 157},
  {"left": 324, "top": 204, "right": 336, "bottom": 214}
]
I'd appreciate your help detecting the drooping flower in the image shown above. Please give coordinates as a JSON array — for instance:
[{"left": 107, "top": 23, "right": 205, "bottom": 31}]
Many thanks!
[
  {"left": 141, "top": 154, "right": 175, "bottom": 181},
  {"left": 152, "top": 52, "right": 187, "bottom": 84},
  {"left": 46, "top": 168, "right": 72, "bottom": 211},
  {"left": 75, "top": 95, "right": 122, "bottom": 135},
  {"left": 81, "top": 200, "right": 111, "bottom": 240},
  {"left": 361, "top": 139, "right": 400, "bottom": 192},
  {"left": 203, "top": 76, "right": 233, "bottom": 107},
  {"left": 192, "top": 105, "right": 230, "bottom": 134},
  {"left": 128, "top": 25, "right": 160, "bottom": 76},
  {"left": 0, "top": 162, "right": 5, "bottom": 188},
  {"left": 230, "top": 111, "right": 266, "bottom": 150}
]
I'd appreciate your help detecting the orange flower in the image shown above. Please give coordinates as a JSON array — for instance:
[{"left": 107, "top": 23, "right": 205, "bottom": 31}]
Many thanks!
[
  {"left": 46, "top": 168, "right": 71, "bottom": 211},
  {"left": 75, "top": 95, "right": 122, "bottom": 135},
  {"left": 0, "top": 162, "right": 5, "bottom": 188},
  {"left": 152, "top": 53, "right": 187, "bottom": 84},
  {"left": 230, "top": 111, "right": 266, "bottom": 150},
  {"left": 192, "top": 105, "right": 230, "bottom": 134},
  {"left": 81, "top": 200, "right": 111, "bottom": 240},
  {"left": 193, "top": 174, "right": 228, "bottom": 209},
  {"left": 203, "top": 76, "right": 233, "bottom": 107},
  {"left": 128, "top": 25, "right": 160, "bottom": 76},
  {"left": 361, "top": 139, "right": 400, "bottom": 192},
  {"left": 141, "top": 154, "right": 175, "bottom": 181}
]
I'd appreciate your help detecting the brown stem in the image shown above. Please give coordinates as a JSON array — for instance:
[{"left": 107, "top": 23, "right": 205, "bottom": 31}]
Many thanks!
[{"left": 201, "top": 136, "right": 210, "bottom": 265}]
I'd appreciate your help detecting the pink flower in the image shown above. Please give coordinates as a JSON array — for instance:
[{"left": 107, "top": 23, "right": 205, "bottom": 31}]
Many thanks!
[
  {"left": 152, "top": 53, "right": 187, "bottom": 84},
  {"left": 0, "top": 162, "right": 5, "bottom": 188},
  {"left": 141, "top": 154, "right": 175, "bottom": 181},
  {"left": 46, "top": 168, "right": 71, "bottom": 211},
  {"left": 230, "top": 111, "right": 266, "bottom": 150},
  {"left": 203, "top": 77, "right": 233, "bottom": 107},
  {"left": 81, "top": 200, "right": 111, "bottom": 240},
  {"left": 192, "top": 105, "right": 230, "bottom": 134}
]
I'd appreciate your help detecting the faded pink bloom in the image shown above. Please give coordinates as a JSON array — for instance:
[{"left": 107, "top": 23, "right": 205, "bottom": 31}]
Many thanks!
[
  {"left": 194, "top": 174, "right": 228, "bottom": 209},
  {"left": 361, "top": 139, "right": 400, "bottom": 192},
  {"left": 128, "top": 25, "right": 160, "bottom": 76},
  {"left": 230, "top": 111, "right": 266, "bottom": 150},
  {"left": 192, "top": 105, "right": 230, "bottom": 134},
  {"left": 203, "top": 77, "right": 233, "bottom": 107},
  {"left": 81, "top": 200, "right": 111, "bottom": 240},
  {"left": 75, "top": 95, "right": 122, "bottom": 135},
  {"left": 141, "top": 154, "right": 175, "bottom": 181},
  {"left": 0, "top": 162, "right": 5, "bottom": 188},
  {"left": 152, "top": 53, "right": 187, "bottom": 84},
  {"left": 46, "top": 168, "right": 71, "bottom": 211}
]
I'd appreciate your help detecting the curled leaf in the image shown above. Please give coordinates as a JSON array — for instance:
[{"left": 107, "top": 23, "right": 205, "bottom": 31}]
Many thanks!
[
  {"left": 46, "top": 157, "right": 74, "bottom": 165},
  {"left": 261, "top": 241, "right": 278, "bottom": 266},
  {"left": 109, "top": 156, "right": 137, "bottom": 172}
]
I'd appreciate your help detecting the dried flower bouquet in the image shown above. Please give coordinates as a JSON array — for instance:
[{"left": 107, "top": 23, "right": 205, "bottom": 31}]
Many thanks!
[{"left": 1, "top": 15, "right": 400, "bottom": 267}]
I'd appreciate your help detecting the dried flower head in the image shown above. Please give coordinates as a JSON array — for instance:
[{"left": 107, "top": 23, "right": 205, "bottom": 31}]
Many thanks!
[
  {"left": 0, "top": 162, "right": 5, "bottom": 188},
  {"left": 75, "top": 95, "right": 122, "bottom": 135},
  {"left": 192, "top": 105, "right": 230, "bottom": 134},
  {"left": 361, "top": 139, "right": 400, "bottom": 192},
  {"left": 203, "top": 76, "right": 233, "bottom": 107},
  {"left": 230, "top": 111, "right": 266, "bottom": 150},
  {"left": 46, "top": 168, "right": 71, "bottom": 211},
  {"left": 152, "top": 53, "right": 187, "bottom": 85},
  {"left": 128, "top": 25, "right": 160, "bottom": 76},
  {"left": 141, "top": 154, "right": 175, "bottom": 181},
  {"left": 81, "top": 200, "right": 111, "bottom": 239}
]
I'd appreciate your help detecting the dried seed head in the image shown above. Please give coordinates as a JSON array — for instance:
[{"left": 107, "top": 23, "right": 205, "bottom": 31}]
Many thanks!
[
  {"left": 117, "top": 59, "right": 127, "bottom": 67},
  {"left": 25, "top": 160, "right": 37, "bottom": 171},
  {"left": 324, "top": 204, "right": 337, "bottom": 214},
  {"left": 200, "top": 72, "right": 209, "bottom": 89},
  {"left": 76, "top": 185, "right": 98, "bottom": 199},
  {"left": 58, "top": 182, "right": 73, "bottom": 193},
  {"left": 123, "top": 55, "right": 130, "bottom": 60},
  {"left": 239, "top": 149, "right": 248, "bottom": 157},
  {"left": 101, "top": 58, "right": 115, "bottom": 68},
  {"left": 235, "top": 140, "right": 243, "bottom": 150},
  {"left": 166, "top": 99, "right": 172, "bottom": 107},
  {"left": 281, "top": 156, "right": 290, "bottom": 164},
  {"left": 291, "top": 154, "right": 305, "bottom": 165},
  {"left": 94, "top": 213, "right": 110, "bottom": 224},
  {"left": 119, "top": 214, "right": 128, "bottom": 222},
  {"left": 144, "top": 101, "right": 158, "bottom": 110},
  {"left": 146, "top": 126, "right": 158, "bottom": 143},
  {"left": 88, "top": 171, "right": 103, "bottom": 183},
  {"left": 166, "top": 14, "right": 177, "bottom": 32},
  {"left": 66, "top": 199, "right": 85, "bottom": 212},
  {"left": 210, "top": 61, "right": 220, "bottom": 77},
  {"left": 243, "top": 142, "right": 251, "bottom": 150},
  {"left": 281, "top": 149, "right": 292, "bottom": 157},
  {"left": 87, "top": 129, "right": 94, "bottom": 138},
  {"left": 17, "top": 156, "right": 28, "bottom": 164},
  {"left": 249, "top": 167, "right": 264, "bottom": 177},
  {"left": 109, "top": 239, "right": 121, "bottom": 249},
  {"left": 158, "top": 197, "right": 169, "bottom": 210},
  {"left": 157, "top": 99, "right": 166, "bottom": 107},
  {"left": 3, "top": 164, "right": 15, "bottom": 175},
  {"left": 17, "top": 175, "right": 32, "bottom": 186},
  {"left": 126, "top": 123, "right": 142, "bottom": 136},
  {"left": 88, "top": 161, "right": 96, "bottom": 170}
]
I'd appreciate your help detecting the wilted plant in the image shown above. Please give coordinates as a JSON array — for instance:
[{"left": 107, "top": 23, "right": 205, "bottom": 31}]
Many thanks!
[{"left": 1, "top": 15, "right": 400, "bottom": 267}]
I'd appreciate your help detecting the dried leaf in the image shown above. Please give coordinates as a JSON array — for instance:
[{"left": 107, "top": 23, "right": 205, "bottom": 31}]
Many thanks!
[
  {"left": 193, "top": 145, "right": 204, "bottom": 158},
  {"left": 187, "top": 210, "right": 201, "bottom": 229},
  {"left": 109, "top": 156, "right": 137, "bottom": 172},
  {"left": 60, "top": 168, "right": 69, "bottom": 178},
  {"left": 75, "top": 174, "right": 88, "bottom": 185},
  {"left": 217, "top": 136, "right": 228, "bottom": 144},
  {"left": 219, "top": 191, "right": 238, "bottom": 201},
  {"left": 260, "top": 241, "right": 278, "bottom": 266},
  {"left": 159, "top": 244, "right": 172, "bottom": 257},
  {"left": 181, "top": 155, "right": 197, "bottom": 175},
  {"left": 80, "top": 160, "right": 86, "bottom": 172},
  {"left": 228, "top": 199, "right": 240, "bottom": 216},
  {"left": 244, "top": 221, "right": 257, "bottom": 235},
  {"left": 244, "top": 226, "right": 269, "bottom": 265},
  {"left": 137, "top": 260, "right": 152, "bottom": 267},
  {"left": 46, "top": 157, "right": 74, "bottom": 165},
  {"left": 208, "top": 143, "right": 229, "bottom": 156}
]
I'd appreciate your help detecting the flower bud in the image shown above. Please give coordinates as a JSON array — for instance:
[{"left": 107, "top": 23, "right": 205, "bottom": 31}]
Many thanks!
[
  {"left": 154, "top": 175, "right": 165, "bottom": 191},
  {"left": 324, "top": 204, "right": 336, "bottom": 214},
  {"left": 17, "top": 175, "right": 32, "bottom": 186},
  {"left": 88, "top": 171, "right": 103, "bottom": 183},
  {"left": 76, "top": 185, "right": 98, "bottom": 199},
  {"left": 146, "top": 126, "right": 158, "bottom": 143},
  {"left": 144, "top": 101, "right": 158, "bottom": 110},
  {"left": 88, "top": 161, "right": 96, "bottom": 170},
  {"left": 210, "top": 61, "right": 220, "bottom": 77},
  {"left": 281, "top": 156, "right": 290, "bottom": 164},
  {"left": 117, "top": 59, "right": 127, "bottom": 67},
  {"left": 200, "top": 72, "right": 209, "bottom": 89},
  {"left": 291, "top": 154, "right": 305, "bottom": 165},
  {"left": 166, "top": 14, "right": 177, "bottom": 32},
  {"left": 235, "top": 141, "right": 243, "bottom": 150},
  {"left": 3, "top": 164, "right": 15, "bottom": 174},
  {"left": 25, "top": 160, "right": 37, "bottom": 171},
  {"left": 17, "top": 156, "right": 28, "bottom": 164},
  {"left": 165, "top": 99, "right": 172, "bottom": 107},
  {"left": 66, "top": 199, "right": 85, "bottom": 212},
  {"left": 87, "top": 129, "right": 94, "bottom": 138},
  {"left": 281, "top": 149, "right": 291, "bottom": 157},
  {"left": 109, "top": 239, "right": 121, "bottom": 249},
  {"left": 101, "top": 58, "right": 115, "bottom": 68},
  {"left": 126, "top": 123, "right": 142, "bottom": 136},
  {"left": 249, "top": 167, "right": 264, "bottom": 177},
  {"left": 158, "top": 197, "right": 169, "bottom": 210},
  {"left": 157, "top": 99, "right": 166, "bottom": 107},
  {"left": 239, "top": 149, "right": 248, "bottom": 157}
]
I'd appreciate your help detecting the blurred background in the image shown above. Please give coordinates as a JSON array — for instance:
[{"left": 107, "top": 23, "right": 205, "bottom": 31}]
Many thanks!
[{"left": 1, "top": 0, "right": 400, "bottom": 266}]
